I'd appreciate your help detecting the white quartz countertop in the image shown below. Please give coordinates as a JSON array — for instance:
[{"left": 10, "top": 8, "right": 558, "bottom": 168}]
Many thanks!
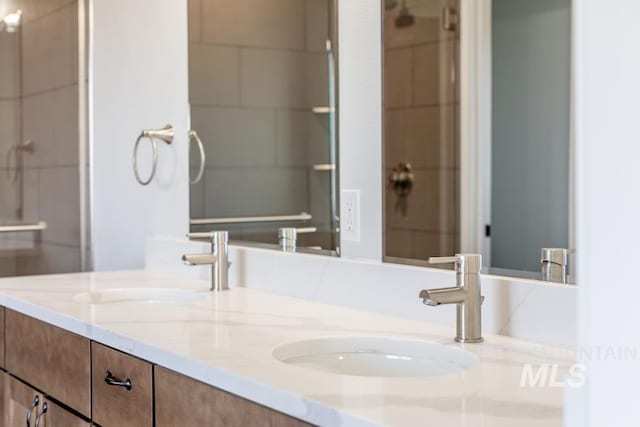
[{"left": 0, "top": 271, "right": 574, "bottom": 427}]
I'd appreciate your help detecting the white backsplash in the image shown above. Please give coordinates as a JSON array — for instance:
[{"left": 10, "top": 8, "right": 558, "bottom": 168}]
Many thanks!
[{"left": 146, "top": 236, "right": 576, "bottom": 349}]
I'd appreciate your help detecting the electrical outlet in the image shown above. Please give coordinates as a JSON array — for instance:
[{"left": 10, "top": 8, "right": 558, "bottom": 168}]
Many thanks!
[{"left": 341, "top": 189, "right": 360, "bottom": 242}]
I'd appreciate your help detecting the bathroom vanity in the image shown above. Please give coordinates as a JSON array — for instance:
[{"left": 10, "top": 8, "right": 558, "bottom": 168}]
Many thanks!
[{"left": 0, "top": 270, "right": 572, "bottom": 427}]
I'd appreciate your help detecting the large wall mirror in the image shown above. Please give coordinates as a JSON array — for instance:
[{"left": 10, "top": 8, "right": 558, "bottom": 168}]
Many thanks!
[
  {"left": 188, "top": 0, "right": 340, "bottom": 255},
  {"left": 383, "top": 0, "right": 574, "bottom": 282}
]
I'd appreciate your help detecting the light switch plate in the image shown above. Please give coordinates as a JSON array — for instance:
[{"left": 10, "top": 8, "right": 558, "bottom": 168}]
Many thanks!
[{"left": 341, "top": 189, "right": 360, "bottom": 242}]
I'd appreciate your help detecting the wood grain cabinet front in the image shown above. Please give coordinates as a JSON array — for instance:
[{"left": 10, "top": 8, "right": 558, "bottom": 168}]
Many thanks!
[
  {"left": 4, "top": 309, "right": 91, "bottom": 418},
  {"left": 91, "top": 342, "right": 153, "bottom": 427},
  {"left": 1, "top": 373, "right": 89, "bottom": 427},
  {"left": 155, "top": 366, "right": 312, "bottom": 427},
  {"left": 0, "top": 306, "right": 4, "bottom": 369}
]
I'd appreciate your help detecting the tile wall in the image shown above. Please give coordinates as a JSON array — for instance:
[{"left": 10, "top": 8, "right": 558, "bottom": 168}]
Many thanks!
[
  {"left": 188, "top": 0, "right": 335, "bottom": 249},
  {"left": 384, "top": 0, "right": 460, "bottom": 261},
  {"left": 0, "top": 0, "right": 83, "bottom": 276}
]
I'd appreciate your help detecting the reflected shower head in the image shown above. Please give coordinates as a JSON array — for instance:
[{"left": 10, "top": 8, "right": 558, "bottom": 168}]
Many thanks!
[
  {"left": 2, "top": 10, "right": 22, "bottom": 32},
  {"left": 395, "top": 1, "right": 415, "bottom": 28}
]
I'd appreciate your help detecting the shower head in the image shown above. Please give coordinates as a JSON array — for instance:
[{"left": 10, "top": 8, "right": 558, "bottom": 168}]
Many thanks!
[
  {"left": 2, "top": 10, "right": 22, "bottom": 32},
  {"left": 385, "top": 0, "right": 398, "bottom": 10},
  {"left": 395, "top": 1, "right": 414, "bottom": 28}
]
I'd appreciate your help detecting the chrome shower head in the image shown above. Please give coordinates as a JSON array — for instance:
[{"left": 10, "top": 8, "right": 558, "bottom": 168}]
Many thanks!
[{"left": 395, "top": 1, "right": 415, "bottom": 28}]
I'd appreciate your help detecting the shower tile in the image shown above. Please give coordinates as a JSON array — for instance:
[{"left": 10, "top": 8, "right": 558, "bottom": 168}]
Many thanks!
[
  {"left": 0, "top": 32, "right": 19, "bottom": 99},
  {"left": 188, "top": 0, "right": 202, "bottom": 42},
  {"left": 21, "top": 85, "right": 79, "bottom": 168},
  {"left": 384, "top": 47, "right": 412, "bottom": 108},
  {"left": 412, "top": 40, "right": 456, "bottom": 106},
  {"left": 202, "top": 0, "right": 305, "bottom": 50},
  {"left": 37, "top": 166, "right": 80, "bottom": 247},
  {"left": 0, "top": 100, "right": 18, "bottom": 154},
  {"left": 203, "top": 168, "right": 308, "bottom": 218},
  {"left": 22, "top": 4, "right": 75, "bottom": 95},
  {"left": 189, "top": 167, "right": 205, "bottom": 218},
  {"left": 18, "top": 0, "right": 76, "bottom": 24},
  {"left": 189, "top": 44, "right": 240, "bottom": 106},
  {"left": 21, "top": 169, "right": 39, "bottom": 222},
  {"left": 306, "top": 52, "right": 329, "bottom": 108},
  {"left": 276, "top": 110, "right": 330, "bottom": 168},
  {"left": 308, "top": 169, "right": 332, "bottom": 226},
  {"left": 305, "top": 0, "right": 329, "bottom": 53},
  {"left": 386, "top": 105, "right": 455, "bottom": 169},
  {"left": 191, "top": 106, "right": 276, "bottom": 167},
  {"left": 385, "top": 228, "right": 414, "bottom": 259},
  {"left": 241, "top": 48, "right": 308, "bottom": 108},
  {"left": 413, "top": 231, "right": 456, "bottom": 259}
]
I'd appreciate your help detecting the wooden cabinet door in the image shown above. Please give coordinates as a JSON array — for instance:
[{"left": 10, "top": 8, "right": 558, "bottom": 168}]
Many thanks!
[
  {"left": 155, "top": 367, "right": 312, "bottom": 427},
  {"left": 3, "top": 373, "right": 43, "bottom": 427},
  {"left": 0, "top": 307, "right": 4, "bottom": 369},
  {"left": 38, "top": 398, "right": 90, "bottom": 427},
  {"left": 4, "top": 309, "right": 91, "bottom": 417}
]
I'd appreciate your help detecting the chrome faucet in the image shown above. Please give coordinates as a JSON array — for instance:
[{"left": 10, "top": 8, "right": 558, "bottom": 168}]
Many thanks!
[
  {"left": 419, "top": 254, "right": 484, "bottom": 343},
  {"left": 278, "top": 227, "right": 317, "bottom": 252},
  {"left": 541, "top": 248, "right": 573, "bottom": 284},
  {"left": 182, "top": 231, "right": 230, "bottom": 291}
]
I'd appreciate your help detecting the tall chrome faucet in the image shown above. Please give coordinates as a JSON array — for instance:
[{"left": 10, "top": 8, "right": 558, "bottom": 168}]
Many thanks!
[
  {"left": 182, "top": 231, "right": 230, "bottom": 291},
  {"left": 419, "top": 254, "right": 484, "bottom": 343}
]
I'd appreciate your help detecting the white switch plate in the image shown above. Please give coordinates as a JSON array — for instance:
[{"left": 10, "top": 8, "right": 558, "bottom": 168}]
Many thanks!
[{"left": 341, "top": 189, "right": 360, "bottom": 242}]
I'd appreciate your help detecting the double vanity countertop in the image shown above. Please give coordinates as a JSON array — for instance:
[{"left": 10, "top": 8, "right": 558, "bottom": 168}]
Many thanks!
[{"left": 0, "top": 270, "right": 573, "bottom": 426}]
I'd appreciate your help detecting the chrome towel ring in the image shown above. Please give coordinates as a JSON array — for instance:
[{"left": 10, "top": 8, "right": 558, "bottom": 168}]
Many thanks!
[
  {"left": 188, "top": 129, "right": 206, "bottom": 185},
  {"left": 133, "top": 124, "right": 174, "bottom": 186},
  {"left": 5, "top": 139, "right": 34, "bottom": 183}
]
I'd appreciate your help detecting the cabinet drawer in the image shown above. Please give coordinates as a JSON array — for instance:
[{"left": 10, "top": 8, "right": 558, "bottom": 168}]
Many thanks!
[
  {"left": 92, "top": 342, "right": 153, "bottom": 427},
  {"left": 155, "top": 367, "right": 312, "bottom": 427},
  {"left": 5, "top": 309, "right": 91, "bottom": 417},
  {"left": 0, "top": 306, "right": 4, "bottom": 369}
]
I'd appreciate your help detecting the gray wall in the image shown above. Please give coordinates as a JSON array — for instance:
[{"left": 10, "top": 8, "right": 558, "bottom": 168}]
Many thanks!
[{"left": 491, "top": 0, "right": 571, "bottom": 272}]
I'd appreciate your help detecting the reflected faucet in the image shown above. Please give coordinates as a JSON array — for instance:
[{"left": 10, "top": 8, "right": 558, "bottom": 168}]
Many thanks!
[
  {"left": 182, "top": 231, "right": 230, "bottom": 291},
  {"left": 278, "top": 227, "right": 317, "bottom": 252},
  {"left": 541, "top": 248, "right": 574, "bottom": 284},
  {"left": 419, "top": 254, "right": 484, "bottom": 343}
]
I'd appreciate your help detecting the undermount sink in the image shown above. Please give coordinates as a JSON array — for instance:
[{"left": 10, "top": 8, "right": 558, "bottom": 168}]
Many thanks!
[
  {"left": 273, "top": 337, "right": 478, "bottom": 378},
  {"left": 73, "top": 288, "right": 205, "bottom": 305}
]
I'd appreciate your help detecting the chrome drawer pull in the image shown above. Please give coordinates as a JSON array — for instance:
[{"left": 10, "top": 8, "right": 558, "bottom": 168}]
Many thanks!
[
  {"left": 26, "top": 395, "right": 39, "bottom": 427},
  {"left": 105, "top": 369, "right": 133, "bottom": 391},
  {"left": 34, "top": 402, "right": 47, "bottom": 427}
]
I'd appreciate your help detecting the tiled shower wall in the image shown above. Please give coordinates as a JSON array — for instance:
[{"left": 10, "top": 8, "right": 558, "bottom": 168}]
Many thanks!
[
  {"left": 188, "top": 0, "right": 334, "bottom": 248},
  {"left": 0, "top": 0, "right": 83, "bottom": 276},
  {"left": 384, "top": 0, "right": 460, "bottom": 261}
]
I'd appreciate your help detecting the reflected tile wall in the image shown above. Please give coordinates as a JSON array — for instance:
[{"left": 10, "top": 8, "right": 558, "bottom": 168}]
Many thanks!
[
  {"left": 0, "top": 0, "right": 82, "bottom": 277},
  {"left": 189, "top": 0, "right": 334, "bottom": 249},
  {"left": 384, "top": 0, "right": 460, "bottom": 261}
]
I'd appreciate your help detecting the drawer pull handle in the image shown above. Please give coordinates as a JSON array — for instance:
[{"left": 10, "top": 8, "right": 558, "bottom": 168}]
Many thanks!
[
  {"left": 105, "top": 369, "right": 133, "bottom": 391},
  {"left": 34, "top": 402, "right": 47, "bottom": 427},
  {"left": 26, "top": 395, "right": 39, "bottom": 427}
]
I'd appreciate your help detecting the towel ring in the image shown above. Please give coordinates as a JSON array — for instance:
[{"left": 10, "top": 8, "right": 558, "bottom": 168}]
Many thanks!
[
  {"left": 188, "top": 130, "right": 206, "bottom": 185},
  {"left": 133, "top": 124, "right": 174, "bottom": 186},
  {"left": 5, "top": 140, "right": 34, "bottom": 183}
]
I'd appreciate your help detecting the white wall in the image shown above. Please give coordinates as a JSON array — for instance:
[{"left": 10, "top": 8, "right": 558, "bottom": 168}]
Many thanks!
[
  {"left": 569, "top": 0, "right": 640, "bottom": 426},
  {"left": 90, "top": 0, "right": 190, "bottom": 269},
  {"left": 337, "top": 0, "right": 383, "bottom": 260}
]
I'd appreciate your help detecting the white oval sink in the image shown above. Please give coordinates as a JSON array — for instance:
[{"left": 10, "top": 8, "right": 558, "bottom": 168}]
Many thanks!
[
  {"left": 273, "top": 337, "right": 478, "bottom": 378},
  {"left": 73, "top": 288, "right": 205, "bottom": 305}
]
